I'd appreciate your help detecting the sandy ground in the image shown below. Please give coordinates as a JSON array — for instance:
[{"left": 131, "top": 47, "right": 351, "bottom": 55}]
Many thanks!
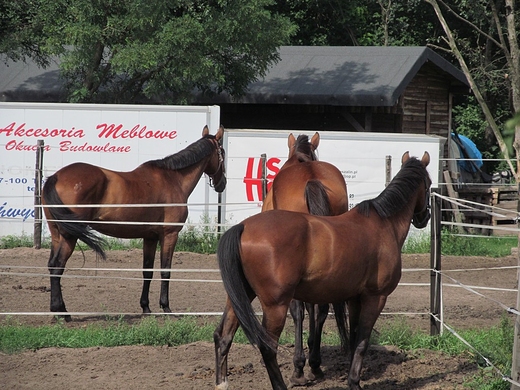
[{"left": 0, "top": 248, "right": 517, "bottom": 389}]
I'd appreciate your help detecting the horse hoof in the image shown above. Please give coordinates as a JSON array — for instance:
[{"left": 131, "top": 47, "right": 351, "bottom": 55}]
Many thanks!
[
  {"left": 289, "top": 374, "right": 308, "bottom": 386},
  {"left": 215, "top": 380, "right": 229, "bottom": 390},
  {"left": 308, "top": 367, "right": 324, "bottom": 381},
  {"left": 53, "top": 314, "right": 72, "bottom": 323}
]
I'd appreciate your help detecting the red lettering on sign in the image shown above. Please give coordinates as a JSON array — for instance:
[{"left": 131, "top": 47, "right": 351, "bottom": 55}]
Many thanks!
[
  {"left": 0, "top": 122, "right": 85, "bottom": 138},
  {"left": 97, "top": 123, "right": 177, "bottom": 140},
  {"left": 243, "top": 157, "right": 281, "bottom": 202}
]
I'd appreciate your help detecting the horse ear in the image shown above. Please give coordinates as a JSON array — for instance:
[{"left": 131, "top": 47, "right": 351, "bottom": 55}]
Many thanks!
[
  {"left": 311, "top": 132, "right": 320, "bottom": 149},
  {"left": 421, "top": 151, "right": 430, "bottom": 167},
  {"left": 215, "top": 125, "right": 224, "bottom": 141},
  {"left": 288, "top": 133, "right": 296, "bottom": 149},
  {"left": 401, "top": 151, "right": 410, "bottom": 165},
  {"left": 202, "top": 125, "right": 209, "bottom": 137}
]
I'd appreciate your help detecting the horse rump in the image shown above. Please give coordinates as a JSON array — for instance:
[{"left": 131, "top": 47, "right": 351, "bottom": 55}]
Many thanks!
[
  {"left": 43, "top": 174, "right": 107, "bottom": 259},
  {"left": 217, "top": 223, "right": 276, "bottom": 351}
]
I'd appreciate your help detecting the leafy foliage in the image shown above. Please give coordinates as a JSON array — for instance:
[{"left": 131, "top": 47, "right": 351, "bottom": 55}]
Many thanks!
[{"left": 1, "top": 0, "right": 295, "bottom": 103}]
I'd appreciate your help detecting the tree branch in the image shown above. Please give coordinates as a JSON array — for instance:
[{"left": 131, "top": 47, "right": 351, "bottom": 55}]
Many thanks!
[{"left": 436, "top": 0, "right": 504, "bottom": 50}]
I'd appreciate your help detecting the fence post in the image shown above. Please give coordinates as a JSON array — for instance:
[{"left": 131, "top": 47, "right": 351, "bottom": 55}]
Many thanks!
[
  {"left": 261, "top": 153, "right": 267, "bottom": 201},
  {"left": 430, "top": 189, "right": 442, "bottom": 336},
  {"left": 33, "top": 140, "right": 44, "bottom": 249},
  {"left": 510, "top": 183, "right": 520, "bottom": 389},
  {"left": 385, "top": 155, "right": 391, "bottom": 186}
]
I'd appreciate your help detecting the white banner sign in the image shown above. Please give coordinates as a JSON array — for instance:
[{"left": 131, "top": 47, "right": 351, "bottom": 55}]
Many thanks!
[
  {"left": 0, "top": 102, "right": 220, "bottom": 237},
  {"left": 222, "top": 129, "right": 444, "bottom": 229}
]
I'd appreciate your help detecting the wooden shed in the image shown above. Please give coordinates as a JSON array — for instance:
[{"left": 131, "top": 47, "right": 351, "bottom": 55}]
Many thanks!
[{"left": 191, "top": 46, "right": 470, "bottom": 143}]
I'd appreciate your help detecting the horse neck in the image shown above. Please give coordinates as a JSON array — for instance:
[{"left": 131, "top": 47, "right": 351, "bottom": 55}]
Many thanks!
[
  {"left": 173, "top": 155, "right": 213, "bottom": 197},
  {"left": 387, "top": 191, "right": 421, "bottom": 246}
]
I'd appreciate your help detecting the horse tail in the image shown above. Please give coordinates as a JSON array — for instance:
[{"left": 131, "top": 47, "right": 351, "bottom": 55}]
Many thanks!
[
  {"left": 332, "top": 302, "right": 350, "bottom": 354},
  {"left": 304, "top": 180, "right": 331, "bottom": 216},
  {"left": 217, "top": 223, "right": 276, "bottom": 350},
  {"left": 43, "top": 174, "right": 107, "bottom": 260}
]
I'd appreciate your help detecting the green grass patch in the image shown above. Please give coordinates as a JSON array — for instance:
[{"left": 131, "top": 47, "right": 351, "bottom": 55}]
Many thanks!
[
  {"left": 0, "top": 316, "right": 294, "bottom": 354},
  {"left": 403, "top": 229, "right": 517, "bottom": 257},
  {"left": 0, "top": 314, "right": 513, "bottom": 389}
]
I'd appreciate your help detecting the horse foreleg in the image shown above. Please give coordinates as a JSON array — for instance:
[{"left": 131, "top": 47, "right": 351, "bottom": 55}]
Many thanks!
[
  {"left": 347, "top": 295, "right": 387, "bottom": 390},
  {"left": 307, "top": 303, "right": 329, "bottom": 380},
  {"left": 214, "top": 298, "right": 240, "bottom": 390},
  {"left": 288, "top": 299, "right": 307, "bottom": 385},
  {"left": 47, "top": 235, "right": 76, "bottom": 322},
  {"left": 158, "top": 232, "right": 179, "bottom": 313},
  {"left": 139, "top": 239, "right": 158, "bottom": 314}
]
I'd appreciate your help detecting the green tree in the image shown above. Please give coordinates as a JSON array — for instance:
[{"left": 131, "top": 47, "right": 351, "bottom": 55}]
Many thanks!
[{"left": 1, "top": 0, "right": 295, "bottom": 103}]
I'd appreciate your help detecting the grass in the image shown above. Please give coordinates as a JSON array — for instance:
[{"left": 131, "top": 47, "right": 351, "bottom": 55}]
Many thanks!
[
  {"left": 402, "top": 229, "right": 518, "bottom": 257},
  {"left": 0, "top": 314, "right": 513, "bottom": 389}
]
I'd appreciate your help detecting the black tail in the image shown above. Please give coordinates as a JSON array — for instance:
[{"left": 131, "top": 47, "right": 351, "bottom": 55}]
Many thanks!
[
  {"left": 332, "top": 302, "right": 349, "bottom": 354},
  {"left": 217, "top": 224, "right": 276, "bottom": 350},
  {"left": 305, "top": 180, "right": 331, "bottom": 216},
  {"left": 43, "top": 175, "right": 107, "bottom": 259}
]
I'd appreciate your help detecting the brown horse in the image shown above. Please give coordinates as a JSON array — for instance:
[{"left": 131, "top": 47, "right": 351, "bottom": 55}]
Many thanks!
[
  {"left": 214, "top": 151, "right": 431, "bottom": 390},
  {"left": 43, "top": 125, "right": 226, "bottom": 321},
  {"left": 261, "top": 132, "right": 349, "bottom": 385}
]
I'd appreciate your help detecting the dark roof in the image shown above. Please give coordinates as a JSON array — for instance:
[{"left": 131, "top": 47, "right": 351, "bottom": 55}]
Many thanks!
[
  {"left": 1, "top": 46, "right": 469, "bottom": 105},
  {"left": 0, "top": 56, "right": 65, "bottom": 102},
  {"left": 194, "top": 46, "right": 469, "bottom": 106}
]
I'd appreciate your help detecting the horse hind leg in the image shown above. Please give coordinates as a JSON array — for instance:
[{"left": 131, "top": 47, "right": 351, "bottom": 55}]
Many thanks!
[
  {"left": 47, "top": 226, "right": 77, "bottom": 322},
  {"left": 158, "top": 231, "right": 180, "bottom": 313},
  {"left": 139, "top": 238, "right": 158, "bottom": 314},
  {"left": 214, "top": 298, "right": 241, "bottom": 390},
  {"left": 258, "top": 304, "right": 291, "bottom": 390},
  {"left": 307, "top": 303, "right": 329, "bottom": 381},
  {"left": 288, "top": 299, "right": 307, "bottom": 385}
]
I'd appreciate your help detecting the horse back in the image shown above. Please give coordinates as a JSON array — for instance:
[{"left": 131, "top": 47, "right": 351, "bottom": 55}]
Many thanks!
[{"left": 269, "top": 161, "right": 348, "bottom": 215}]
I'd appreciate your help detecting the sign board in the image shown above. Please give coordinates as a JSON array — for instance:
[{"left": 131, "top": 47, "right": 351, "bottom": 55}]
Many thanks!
[
  {"left": 222, "top": 129, "right": 444, "bottom": 234},
  {"left": 0, "top": 102, "right": 220, "bottom": 237}
]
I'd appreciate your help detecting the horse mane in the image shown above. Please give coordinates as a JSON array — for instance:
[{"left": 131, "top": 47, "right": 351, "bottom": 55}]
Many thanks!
[
  {"left": 293, "top": 134, "right": 318, "bottom": 162},
  {"left": 357, "top": 157, "right": 430, "bottom": 219},
  {"left": 144, "top": 135, "right": 216, "bottom": 170}
]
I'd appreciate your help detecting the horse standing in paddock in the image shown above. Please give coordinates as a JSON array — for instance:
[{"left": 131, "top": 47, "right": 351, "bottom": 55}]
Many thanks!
[
  {"left": 261, "top": 132, "right": 349, "bottom": 385},
  {"left": 43, "top": 125, "right": 226, "bottom": 321},
  {"left": 214, "top": 151, "right": 431, "bottom": 390}
]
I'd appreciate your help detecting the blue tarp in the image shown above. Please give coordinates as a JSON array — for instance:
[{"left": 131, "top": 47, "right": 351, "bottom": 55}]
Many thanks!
[{"left": 452, "top": 133, "right": 483, "bottom": 172}]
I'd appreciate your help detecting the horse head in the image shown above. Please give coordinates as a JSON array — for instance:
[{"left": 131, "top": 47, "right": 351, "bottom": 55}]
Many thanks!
[
  {"left": 203, "top": 125, "right": 227, "bottom": 193},
  {"left": 402, "top": 151, "right": 431, "bottom": 229},
  {"left": 287, "top": 132, "right": 319, "bottom": 161}
]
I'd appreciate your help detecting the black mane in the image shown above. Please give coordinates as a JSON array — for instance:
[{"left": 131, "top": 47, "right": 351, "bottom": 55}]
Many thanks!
[
  {"left": 144, "top": 135, "right": 216, "bottom": 170},
  {"left": 294, "top": 134, "right": 318, "bottom": 162},
  {"left": 357, "top": 157, "right": 430, "bottom": 218}
]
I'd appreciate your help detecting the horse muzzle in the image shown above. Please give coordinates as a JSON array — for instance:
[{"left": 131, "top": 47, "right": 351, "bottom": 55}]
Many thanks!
[
  {"left": 213, "top": 175, "right": 227, "bottom": 193},
  {"left": 412, "top": 210, "right": 430, "bottom": 229}
]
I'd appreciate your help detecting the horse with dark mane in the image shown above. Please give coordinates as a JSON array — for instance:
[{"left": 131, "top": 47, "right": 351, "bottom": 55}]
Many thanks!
[
  {"left": 43, "top": 125, "right": 226, "bottom": 321},
  {"left": 261, "top": 132, "right": 349, "bottom": 384},
  {"left": 214, "top": 151, "right": 431, "bottom": 390}
]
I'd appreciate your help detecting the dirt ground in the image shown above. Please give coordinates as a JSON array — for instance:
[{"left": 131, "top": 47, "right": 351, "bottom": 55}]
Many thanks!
[{"left": 0, "top": 248, "right": 517, "bottom": 389}]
